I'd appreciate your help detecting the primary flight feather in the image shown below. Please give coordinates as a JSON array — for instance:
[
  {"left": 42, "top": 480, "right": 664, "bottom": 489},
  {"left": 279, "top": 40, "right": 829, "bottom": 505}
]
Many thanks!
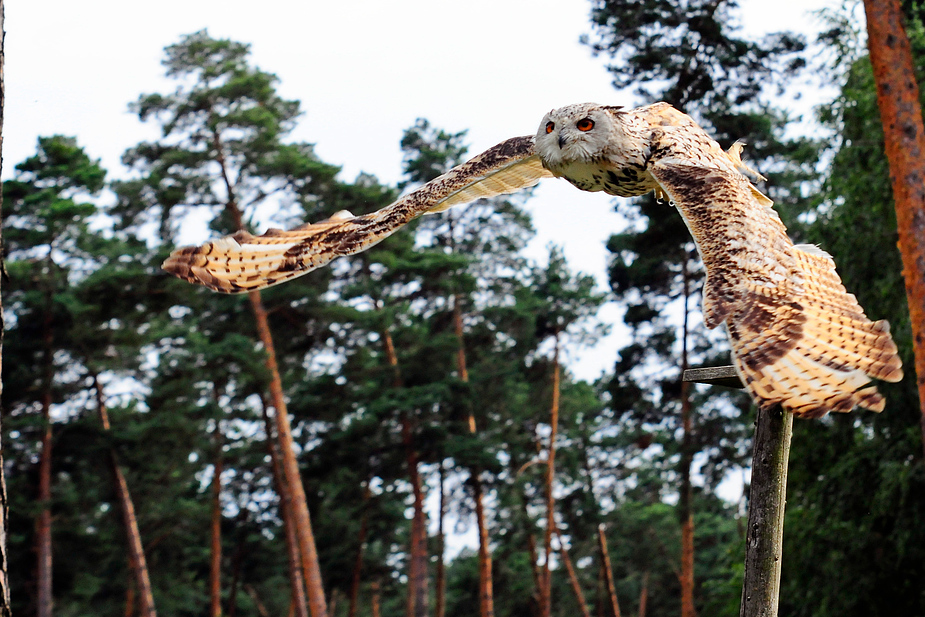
[{"left": 163, "top": 102, "right": 903, "bottom": 418}]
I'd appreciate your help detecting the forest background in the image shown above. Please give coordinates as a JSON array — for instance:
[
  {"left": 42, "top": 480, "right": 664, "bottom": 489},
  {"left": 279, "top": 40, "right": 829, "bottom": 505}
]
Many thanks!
[{"left": 3, "top": 1, "right": 924, "bottom": 617}]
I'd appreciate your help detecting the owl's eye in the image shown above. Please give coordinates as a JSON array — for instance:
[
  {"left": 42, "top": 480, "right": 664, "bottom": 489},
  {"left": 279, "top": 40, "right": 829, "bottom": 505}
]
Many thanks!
[
  {"left": 577, "top": 118, "right": 595, "bottom": 132},
  {"left": 545, "top": 121, "right": 555, "bottom": 134}
]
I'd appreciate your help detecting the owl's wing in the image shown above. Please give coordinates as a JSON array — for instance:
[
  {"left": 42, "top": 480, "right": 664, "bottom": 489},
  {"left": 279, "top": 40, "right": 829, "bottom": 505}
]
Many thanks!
[
  {"left": 649, "top": 161, "right": 903, "bottom": 418},
  {"left": 162, "top": 135, "right": 552, "bottom": 293}
]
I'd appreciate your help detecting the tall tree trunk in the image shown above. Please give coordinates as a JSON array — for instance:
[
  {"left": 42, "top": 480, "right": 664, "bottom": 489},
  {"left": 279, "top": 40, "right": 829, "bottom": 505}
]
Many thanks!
[
  {"left": 0, "top": 3, "right": 11, "bottom": 611},
  {"left": 247, "top": 225, "right": 326, "bottom": 617},
  {"left": 214, "top": 133, "right": 327, "bottom": 617},
  {"left": 679, "top": 258, "right": 696, "bottom": 617},
  {"left": 540, "top": 332, "right": 562, "bottom": 617},
  {"left": 93, "top": 374, "right": 157, "bottom": 617},
  {"left": 328, "top": 589, "right": 339, "bottom": 617},
  {"left": 638, "top": 572, "right": 649, "bottom": 617},
  {"left": 555, "top": 529, "right": 591, "bottom": 617},
  {"left": 452, "top": 292, "right": 494, "bottom": 617},
  {"left": 244, "top": 584, "right": 272, "bottom": 617},
  {"left": 371, "top": 582, "right": 382, "bottom": 617},
  {"left": 260, "top": 398, "right": 309, "bottom": 617},
  {"left": 380, "top": 326, "right": 429, "bottom": 617},
  {"left": 347, "top": 485, "right": 370, "bottom": 617},
  {"left": 597, "top": 526, "right": 622, "bottom": 617},
  {"left": 36, "top": 286, "right": 54, "bottom": 617},
  {"left": 125, "top": 577, "right": 136, "bottom": 617},
  {"left": 863, "top": 0, "right": 925, "bottom": 457},
  {"left": 210, "top": 422, "right": 224, "bottom": 617},
  {"left": 596, "top": 564, "right": 605, "bottom": 617},
  {"left": 435, "top": 460, "right": 447, "bottom": 617},
  {"left": 401, "top": 414, "right": 429, "bottom": 617}
]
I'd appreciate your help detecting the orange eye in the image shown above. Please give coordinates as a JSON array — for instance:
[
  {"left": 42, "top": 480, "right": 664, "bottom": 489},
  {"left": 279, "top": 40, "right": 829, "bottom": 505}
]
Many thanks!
[
  {"left": 577, "top": 118, "right": 595, "bottom": 131},
  {"left": 545, "top": 121, "right": 555, "bottom": 134}
]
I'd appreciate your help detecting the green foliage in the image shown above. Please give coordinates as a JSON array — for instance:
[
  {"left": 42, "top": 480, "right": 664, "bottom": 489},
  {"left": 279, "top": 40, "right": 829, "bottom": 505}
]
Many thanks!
[{"left": 583, "top": 0, "right": 805, "bottom": 116}]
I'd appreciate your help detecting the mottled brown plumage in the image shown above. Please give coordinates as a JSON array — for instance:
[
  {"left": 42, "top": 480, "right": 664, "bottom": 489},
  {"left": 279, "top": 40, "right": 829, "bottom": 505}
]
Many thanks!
[{"left": 163, "top": 102, "right": 903, "bottom": 417}]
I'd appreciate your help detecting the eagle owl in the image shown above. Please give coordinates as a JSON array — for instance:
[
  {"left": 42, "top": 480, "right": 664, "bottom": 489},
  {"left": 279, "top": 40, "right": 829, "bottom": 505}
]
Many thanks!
[{"left": 163, "top": 102, "right": 903, "bottom": 418}]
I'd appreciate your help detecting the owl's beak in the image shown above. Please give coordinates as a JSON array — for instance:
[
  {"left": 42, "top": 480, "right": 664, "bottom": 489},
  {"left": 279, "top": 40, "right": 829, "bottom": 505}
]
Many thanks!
[{"left": 557, "top": 133, "right": 567, "bottom": 149}]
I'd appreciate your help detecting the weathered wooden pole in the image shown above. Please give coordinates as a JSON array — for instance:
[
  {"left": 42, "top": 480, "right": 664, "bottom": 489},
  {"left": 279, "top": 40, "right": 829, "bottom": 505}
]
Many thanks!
[
  {"left": 738, "top": 404, "right": 792, "bottom": 617},
  {"left": 683, "top": 367, "right": 793, "bottom": 617}
]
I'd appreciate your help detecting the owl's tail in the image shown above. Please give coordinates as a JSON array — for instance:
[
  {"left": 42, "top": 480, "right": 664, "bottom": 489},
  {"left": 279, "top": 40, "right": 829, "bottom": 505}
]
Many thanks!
[
  {"left": 161, "top": 211, "right": 358, "bottom": 293},
  {"left": 729, "top": 245, "right": 903, "bottom": 418}
]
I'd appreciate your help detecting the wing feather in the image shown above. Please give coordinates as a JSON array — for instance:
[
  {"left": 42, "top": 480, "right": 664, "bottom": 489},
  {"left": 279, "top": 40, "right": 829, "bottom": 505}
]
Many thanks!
[
  {"left": 649, "top": 162, "right": 902, "bottom": 417},
  {"left": 162, "top": 135, "right": 551, "bottom": 293}
]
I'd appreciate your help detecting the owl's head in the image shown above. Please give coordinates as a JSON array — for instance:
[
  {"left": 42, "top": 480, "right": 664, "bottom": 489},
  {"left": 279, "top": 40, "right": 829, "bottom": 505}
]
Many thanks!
[{"left": 535, "top": 103, "right": 624, "bottom": 168}]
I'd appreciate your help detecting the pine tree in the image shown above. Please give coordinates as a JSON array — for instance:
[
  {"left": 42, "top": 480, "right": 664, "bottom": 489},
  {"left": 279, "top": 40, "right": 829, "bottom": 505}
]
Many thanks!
[
  {"left": 2, "top": 136, "right": 106, "bottom": 616},
  {"left": 114, "top": 31, "right": 349, "bottom": 617}
]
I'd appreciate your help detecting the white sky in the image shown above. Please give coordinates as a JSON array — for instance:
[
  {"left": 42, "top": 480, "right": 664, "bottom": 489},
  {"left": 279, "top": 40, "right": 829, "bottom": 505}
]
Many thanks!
[{"left": 4, "top": 0, "right": 838, "bottom": 380}]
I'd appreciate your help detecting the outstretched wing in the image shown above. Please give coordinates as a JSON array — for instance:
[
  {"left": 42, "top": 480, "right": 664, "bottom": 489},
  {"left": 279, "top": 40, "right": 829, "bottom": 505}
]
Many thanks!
[
  {"left": 649, "top": 161, "right": 903, "bottom": 418},
  {"left": 162, "top": 135, "right": 552, "bottom": 293}
]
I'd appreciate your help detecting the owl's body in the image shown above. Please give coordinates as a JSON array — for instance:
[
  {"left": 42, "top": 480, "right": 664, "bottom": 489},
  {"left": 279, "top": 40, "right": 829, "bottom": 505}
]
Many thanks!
[{"left": 164, "top": 102, "right": 903, "bottom": 418}]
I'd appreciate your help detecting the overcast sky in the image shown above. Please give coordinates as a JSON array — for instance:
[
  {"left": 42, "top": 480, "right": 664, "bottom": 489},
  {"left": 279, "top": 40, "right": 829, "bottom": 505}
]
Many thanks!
[{"left": 5, "top": 0, "right": 839, "bottom": 379}]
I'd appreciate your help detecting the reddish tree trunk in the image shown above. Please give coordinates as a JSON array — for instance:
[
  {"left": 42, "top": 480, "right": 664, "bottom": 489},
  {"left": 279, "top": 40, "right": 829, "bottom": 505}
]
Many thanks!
[
  {"left": 371, "top": 582, "right": 382, "bottom": 617},
  {"left": 401, "top": 414, "right": 429, "bottom": 617},
  {"left": 541, "top": 333, "right": 562, "bottom": 617},
  {"left": 94, "top": 375, "right": 157, "bottom": 617},
  {"left": 210, "top": 427, "right": 224, "bottom": 617},
  {"left": 863, "top": 0, "right": 925, "bottom": 456},
  {"left": 597, "top": 526, "right": 622, "bottom": 617},
  {"left": 215, "top": 133, "right": 327, "bottom": 617},
  {"left": 328, "top": 589, "right": 339, "bottom": 617},
  {"left": 125, "top": 578, "right": 136, "bottom": 617},
  {"left": 36, "top": 415, "right": 53, "bottom": 617},
  {"left": 36, "top": 289, "right": 54, "bottom": 617},
  {"left": 381, "top": 327, "right": 429, "bottom": 617},
  {"left": 453, "top": 294, "right": 494, "bottom": 617},
  {"left": 555, "top": 529, "right": 591, "bottom": 617},
  {"left": 435, "top": 461, "right": 447, "bottom": 617},
  {"left": 638, "top": 572, "right": 649, "bottom": 617},
  {"left": 249, "top": 255, "right": 327, "bottom": 617},
  {"left": 679, "top": 258, "right": 696, "bottom": 617},
  {"left": 244, "top": 584, "right": 271, "bottom": 617},
  {"left": 260, "top": 398, "right": 309, "bottom": 617}
]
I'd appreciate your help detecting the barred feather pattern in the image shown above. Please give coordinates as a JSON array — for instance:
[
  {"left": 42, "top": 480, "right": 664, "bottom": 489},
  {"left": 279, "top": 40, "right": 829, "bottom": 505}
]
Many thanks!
[
  {"left": 162, "top": 136, "right": 552, "bottom": 293},
  {"left": 646, "top": 158, "right": 902, "bottom": 418}
]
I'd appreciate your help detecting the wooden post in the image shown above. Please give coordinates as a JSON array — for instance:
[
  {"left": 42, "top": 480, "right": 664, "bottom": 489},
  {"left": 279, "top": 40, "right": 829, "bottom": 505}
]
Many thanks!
[
  {"left": 682, "top": 366, "right": 792, "bottom": 617},
  {"left": 738, "top": 404, "right": 792, "bottom": 617}
]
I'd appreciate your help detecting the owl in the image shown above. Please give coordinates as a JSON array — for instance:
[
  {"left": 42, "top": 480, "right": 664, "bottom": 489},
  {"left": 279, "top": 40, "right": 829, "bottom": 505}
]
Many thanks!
[{"left": 163, "top": 102, "right": 903, "bottom": 418}]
